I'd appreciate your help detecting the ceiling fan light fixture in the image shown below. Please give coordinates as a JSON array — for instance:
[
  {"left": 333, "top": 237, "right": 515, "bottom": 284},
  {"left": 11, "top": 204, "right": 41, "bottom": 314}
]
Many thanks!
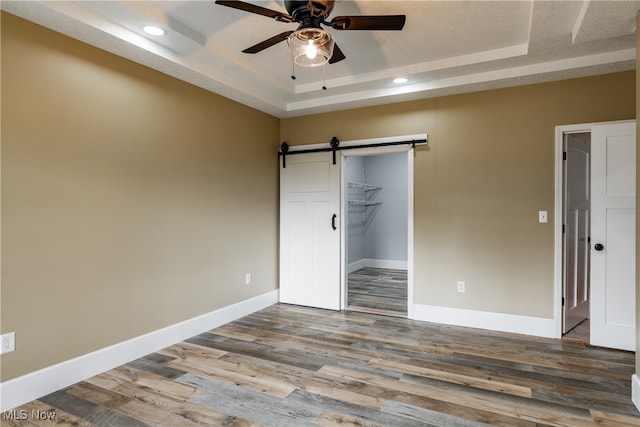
[{"left": 289, "top": 28, "right": 334, "bottom": 67}]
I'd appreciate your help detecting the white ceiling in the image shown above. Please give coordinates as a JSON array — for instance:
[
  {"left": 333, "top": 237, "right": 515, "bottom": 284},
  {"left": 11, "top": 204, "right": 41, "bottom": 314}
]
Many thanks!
[{"left": 3, "top": 1, "right": 638, "bottom": 118}]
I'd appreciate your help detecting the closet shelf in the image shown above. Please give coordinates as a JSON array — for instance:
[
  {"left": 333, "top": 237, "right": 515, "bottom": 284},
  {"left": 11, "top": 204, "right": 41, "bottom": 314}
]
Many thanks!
[
  {"left": 348, "top": 182, "right": 381, "bottom": 192},
  {"left": 348, "top": 200, "right": 382, "bottom": 206},
  {"left": 348, "top": 181, "right": 382, "bottom": 209}
]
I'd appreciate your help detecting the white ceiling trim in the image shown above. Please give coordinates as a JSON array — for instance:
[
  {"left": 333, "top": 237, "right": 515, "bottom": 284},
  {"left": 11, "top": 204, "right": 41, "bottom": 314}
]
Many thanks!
[
  {"left": 295, "top": 43, "right": 530, "bottom": 95},
  {"left": 286, "top": 47, "right": 635, "bottom": 115}
]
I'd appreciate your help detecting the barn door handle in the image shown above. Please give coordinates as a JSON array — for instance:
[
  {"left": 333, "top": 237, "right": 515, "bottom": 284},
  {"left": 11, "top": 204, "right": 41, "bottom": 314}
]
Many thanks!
[
  {"left": 594, "top": 243, "right": 604, "bottom": 251},
  {"left": 331, "top": 214, "right": 337, "bottom": 230}
]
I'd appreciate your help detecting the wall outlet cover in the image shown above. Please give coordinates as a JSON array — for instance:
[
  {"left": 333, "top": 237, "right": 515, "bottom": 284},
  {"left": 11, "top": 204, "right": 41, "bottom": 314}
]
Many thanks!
[{"left": 1, "top": 332, "right": 16, "bottom": 354}]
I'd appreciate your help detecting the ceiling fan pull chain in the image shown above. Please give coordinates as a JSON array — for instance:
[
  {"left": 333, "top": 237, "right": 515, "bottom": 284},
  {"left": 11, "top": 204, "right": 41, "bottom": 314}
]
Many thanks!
[
  {"left": 322, "top": 64, "right": 327, "bottom": 90},
  {"left": 291, "top": 59, "right": 296, "bottom": 80}
]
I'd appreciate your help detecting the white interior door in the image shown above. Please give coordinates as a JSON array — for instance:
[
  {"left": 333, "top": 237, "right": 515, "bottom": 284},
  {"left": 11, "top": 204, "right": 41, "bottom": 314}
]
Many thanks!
[
  {"left": 590, "top": 121, "right": 636, "bottom": 351},
  {"left": 563, "top": 134, "right": 591, "bottom": 334},
  {"left": 280, "top": 152, "right": 341, "bottom": 310}
]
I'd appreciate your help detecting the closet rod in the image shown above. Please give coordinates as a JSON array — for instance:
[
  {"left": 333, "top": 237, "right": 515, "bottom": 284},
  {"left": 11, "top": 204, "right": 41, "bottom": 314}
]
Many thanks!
[{"left": 279, "top": 136, "right": 428, "bottom": 167}]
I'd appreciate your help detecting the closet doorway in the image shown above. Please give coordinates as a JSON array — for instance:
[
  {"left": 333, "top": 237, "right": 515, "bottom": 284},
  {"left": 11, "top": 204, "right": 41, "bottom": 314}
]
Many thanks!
[{"left": 343, "top": 150, "right": 410, "bottom": 318}]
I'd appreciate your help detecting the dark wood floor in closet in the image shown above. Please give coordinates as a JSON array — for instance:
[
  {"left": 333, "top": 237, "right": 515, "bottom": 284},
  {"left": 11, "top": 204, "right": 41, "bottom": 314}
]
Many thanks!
[
  {"left": 347, "top": 267, "right": 407, "bottom": 317},
  {"left": 4, "top": 303, "right": 639, "bottom": 426}
]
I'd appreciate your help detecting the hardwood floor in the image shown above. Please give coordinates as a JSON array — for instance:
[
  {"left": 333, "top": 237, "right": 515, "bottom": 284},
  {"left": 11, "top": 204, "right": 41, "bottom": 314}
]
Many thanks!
[
  {"left": 562, "top": 319, "right": 590, "bottom": 344},
  {"left": 3, "top": 304, "right": 639, "bottom": 426},
  {"left": 348, "top": 268, "right": 407, "bottom": 317}
]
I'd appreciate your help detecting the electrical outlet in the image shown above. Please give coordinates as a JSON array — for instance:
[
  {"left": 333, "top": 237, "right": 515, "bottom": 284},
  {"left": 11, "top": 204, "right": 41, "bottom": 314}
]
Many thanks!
[
  {"left": 457, "top": 281, "right": 465, "bottom": 293},
  {"left": 1, "top": 332, "right": 15, "bottom": 354},
  {"left": 245, "top": 273, "right": 251, "bottom": 285}
]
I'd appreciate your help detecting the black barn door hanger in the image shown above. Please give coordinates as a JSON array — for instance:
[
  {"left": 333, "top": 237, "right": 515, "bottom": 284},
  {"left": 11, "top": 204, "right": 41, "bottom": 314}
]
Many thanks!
[{"left": 278, "top": 136, "right": 428, "bottom": 168}]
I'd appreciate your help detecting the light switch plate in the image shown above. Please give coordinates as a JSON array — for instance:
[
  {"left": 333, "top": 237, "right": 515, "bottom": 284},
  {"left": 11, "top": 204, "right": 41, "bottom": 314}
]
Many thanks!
[{"left": 538, "top": 211, "right": 548, "bottom": 223}]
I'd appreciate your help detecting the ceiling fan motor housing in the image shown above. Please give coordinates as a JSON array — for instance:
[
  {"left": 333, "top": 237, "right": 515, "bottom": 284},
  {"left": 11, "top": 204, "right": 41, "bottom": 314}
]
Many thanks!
[{"left": 285, "top": 0, "right": 335, "bottom": 25}]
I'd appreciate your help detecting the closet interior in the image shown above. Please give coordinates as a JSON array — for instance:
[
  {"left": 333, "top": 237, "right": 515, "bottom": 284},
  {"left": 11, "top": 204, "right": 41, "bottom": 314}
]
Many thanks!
[{"left": 345, "top": 152, "right": 408, "bottom": 317}]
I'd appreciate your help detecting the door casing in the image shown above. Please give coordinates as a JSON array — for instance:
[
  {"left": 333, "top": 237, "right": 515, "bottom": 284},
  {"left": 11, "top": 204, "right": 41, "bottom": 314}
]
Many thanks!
[
  {"left": 340, "top": 143, "right": 415, "bottom": 318},
  {"left": 338, "top": 135, "right": 421, "bottom": 319}
]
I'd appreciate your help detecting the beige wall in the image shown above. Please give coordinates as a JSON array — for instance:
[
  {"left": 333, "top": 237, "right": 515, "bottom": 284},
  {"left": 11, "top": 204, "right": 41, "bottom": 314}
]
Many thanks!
[
  {"left": 1, "top": 13, "right": 280, "bottom": 381},
  {"left": 282, "top": 71, "right": 635, "bottom": 319}
]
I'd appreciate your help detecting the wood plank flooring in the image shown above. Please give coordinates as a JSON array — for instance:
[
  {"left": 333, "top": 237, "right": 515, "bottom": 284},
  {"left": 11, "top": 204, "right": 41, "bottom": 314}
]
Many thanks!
[
  {"left": 348, "top": 268, "right": 407, "bottom": 317},
  {"left": 3, "top": 304, "right": 639, "bottom": 426},
  {"left": 562, "top": 319, "right": 590, "bottom": 345}
]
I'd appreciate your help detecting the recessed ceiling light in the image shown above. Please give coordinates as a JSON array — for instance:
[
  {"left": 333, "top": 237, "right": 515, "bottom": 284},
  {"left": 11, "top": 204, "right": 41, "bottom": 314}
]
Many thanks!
[
  {"left": 143, "top": 25, "right": 165, "bottom": 36},
  {"left": 393, "top": 77, "right": 408, "bottom": 84}
]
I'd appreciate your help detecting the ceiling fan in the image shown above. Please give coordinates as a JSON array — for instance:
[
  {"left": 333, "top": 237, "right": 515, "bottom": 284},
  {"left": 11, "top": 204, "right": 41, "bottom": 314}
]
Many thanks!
[{"left": 215, "top": 0, "right": 406, "bottom": 67}]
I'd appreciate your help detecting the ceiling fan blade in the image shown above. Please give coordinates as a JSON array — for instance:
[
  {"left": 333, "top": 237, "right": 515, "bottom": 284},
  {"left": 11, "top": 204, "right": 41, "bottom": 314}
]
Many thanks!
[
  {"left": 328, "top": 43, "right": 346, "bottom": 64},
  {"left": 242, "top": 31, "right": 293, "bottom": 54},
  {"left": 215, "top": 1, "right": 293, "bottom": 22},
  {"left": 329, "top": 15, "right": 406, "bottom": 31}
]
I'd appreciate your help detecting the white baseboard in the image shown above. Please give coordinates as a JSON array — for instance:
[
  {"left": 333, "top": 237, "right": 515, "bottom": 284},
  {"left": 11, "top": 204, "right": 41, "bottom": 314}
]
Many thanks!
[
  {"left": 347, "top": 259, "right": 367, "bottom": 273},
  {"left": 412, "top": 304, "right": 557, "bottom": 338},
  {"left": 0, "top": 289, "right": 279, "bottom": 412},
  {"left": 633, "top": 374, "right": 640, "bottom": 413},
  {"left": 348, "top": 258, "right": 408, "bottom": 273}
]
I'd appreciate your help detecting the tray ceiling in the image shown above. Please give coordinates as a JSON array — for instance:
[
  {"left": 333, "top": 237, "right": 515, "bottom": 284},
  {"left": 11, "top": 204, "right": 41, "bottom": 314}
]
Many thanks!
[{"left": 3, "top": 1, "right": 638, "bottom": 118}]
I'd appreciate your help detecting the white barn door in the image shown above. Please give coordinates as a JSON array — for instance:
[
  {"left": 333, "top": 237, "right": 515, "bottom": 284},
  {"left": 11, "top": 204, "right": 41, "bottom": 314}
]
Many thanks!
[
  {"left": 279, "top": 152, "right": 341, "bottom": 310},
  {"left": 590, "top": 121, "right": 636, "bottom": 351}
]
